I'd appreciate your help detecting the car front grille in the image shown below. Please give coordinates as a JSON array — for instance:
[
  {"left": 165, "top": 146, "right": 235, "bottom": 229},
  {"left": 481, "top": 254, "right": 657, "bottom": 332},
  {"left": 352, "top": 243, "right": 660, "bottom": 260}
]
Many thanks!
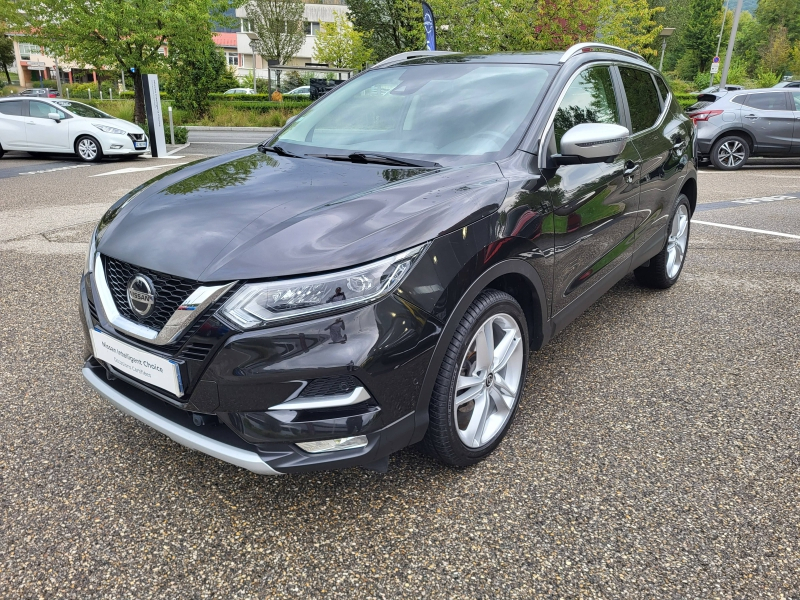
[
  {"left": 103, "top": 256, "right": 201, "bottom": 331},
  {"left": 127, "top": 133, "right": 146, "bottom": 142}
]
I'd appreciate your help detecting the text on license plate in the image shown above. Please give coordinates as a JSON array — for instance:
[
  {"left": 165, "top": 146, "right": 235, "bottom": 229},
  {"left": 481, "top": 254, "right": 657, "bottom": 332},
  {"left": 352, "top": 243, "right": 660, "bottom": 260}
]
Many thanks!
[
  {"left": 89, "top": 327, "right": 183, "bottom": 396},
  {"left": 134, "top": 142, "right": 147, "bottom": 149}
]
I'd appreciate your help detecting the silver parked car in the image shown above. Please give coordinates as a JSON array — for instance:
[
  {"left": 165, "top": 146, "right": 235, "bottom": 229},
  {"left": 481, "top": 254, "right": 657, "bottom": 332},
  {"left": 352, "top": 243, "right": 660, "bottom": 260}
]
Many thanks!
[{"left": 688, "top": 88, "right": 800, "bottom": 170}]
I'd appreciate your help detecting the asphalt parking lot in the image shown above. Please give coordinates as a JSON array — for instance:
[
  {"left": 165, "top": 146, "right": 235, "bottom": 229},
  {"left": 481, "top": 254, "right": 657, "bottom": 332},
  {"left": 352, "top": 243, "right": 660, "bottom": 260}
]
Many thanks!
[{"left": 1, "top": 143, "right": 799, "bottom": 598}]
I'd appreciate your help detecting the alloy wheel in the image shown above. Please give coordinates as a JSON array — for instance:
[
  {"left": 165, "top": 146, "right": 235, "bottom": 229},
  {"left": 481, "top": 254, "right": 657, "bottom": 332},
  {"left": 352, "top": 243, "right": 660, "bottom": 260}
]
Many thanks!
[
  {"left": 717, "top": 140, "right": 745, "bottom": 168},
  {"left": 78, "top": 138, "right": 98, "bottom": 160},
  {"left": 666, "top": 204, "right": 689, "bottom": 278},
  {"left": 454, "top": 313, "right": 524, "bottom": 448}
]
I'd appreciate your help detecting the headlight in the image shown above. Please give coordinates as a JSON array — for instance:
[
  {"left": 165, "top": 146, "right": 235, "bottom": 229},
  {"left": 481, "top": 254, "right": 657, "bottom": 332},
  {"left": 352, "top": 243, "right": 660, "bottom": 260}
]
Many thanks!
[
  {"left": 84, "top": 226, "right": 98, "bottom": 275},
  {"left": 218, "top": 243, "right": 428, "bottom": 329},
  {"left": 93, "top": 124, "right": 127, "bottom": 135}
]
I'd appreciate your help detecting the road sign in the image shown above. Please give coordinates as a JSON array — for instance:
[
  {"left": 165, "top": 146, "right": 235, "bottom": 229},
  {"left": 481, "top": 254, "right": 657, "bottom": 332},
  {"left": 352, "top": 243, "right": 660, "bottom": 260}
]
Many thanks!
[
  {"left": 710, "top": 63, "right": 719, "bottom": 74},
  {"left": 27, "top": 61, "right": 45, "bottom": 67},
  {"left": 713, "top": 56, "right": 720, "bottom": 63}
]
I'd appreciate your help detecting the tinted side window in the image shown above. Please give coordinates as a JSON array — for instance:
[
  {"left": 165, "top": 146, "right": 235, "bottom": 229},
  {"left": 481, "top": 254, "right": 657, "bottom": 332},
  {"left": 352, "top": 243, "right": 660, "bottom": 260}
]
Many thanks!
[
  {"left": 619, "top": 67, "right": 662, "bottom": 133},
  {"left": 0, "top": 101, "right": 23, "bottom": 116},
  {"left": 30, "top": 101, "right": 66, "bottom": 119},
  {"left": 743, "top": 93, "right": 788, "bottom": 110},
  {"left": 655, "top": 76, "right": 670, "bottom": 104},
  {"left": 553, "top": 67, "right": 619, "bottom": 152},
  {"left": 731, "top": 95, "right": 746, "bottom": 104},
  {"left": 793, "top": 92, "right": 800, "bottom": 110}
]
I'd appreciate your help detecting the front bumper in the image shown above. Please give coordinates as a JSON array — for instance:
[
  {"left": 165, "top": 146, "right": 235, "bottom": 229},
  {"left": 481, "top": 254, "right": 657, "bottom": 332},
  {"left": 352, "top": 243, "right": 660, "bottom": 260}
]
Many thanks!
[
  {"left": 83, "top": 365, "right": 281, "bottom": 475},
  {"left": 79, "top": 268, "right": 441, "bottom": 474},
  {"left": 97, "top": 132, "right": 149, "bottom": 155}
]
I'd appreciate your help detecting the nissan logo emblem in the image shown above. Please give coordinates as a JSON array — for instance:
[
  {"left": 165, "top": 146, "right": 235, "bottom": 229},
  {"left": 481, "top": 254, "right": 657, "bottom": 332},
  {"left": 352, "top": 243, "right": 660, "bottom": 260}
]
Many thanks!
[{"left": 127, "top": 274, "right": 156, "bottom": 319}]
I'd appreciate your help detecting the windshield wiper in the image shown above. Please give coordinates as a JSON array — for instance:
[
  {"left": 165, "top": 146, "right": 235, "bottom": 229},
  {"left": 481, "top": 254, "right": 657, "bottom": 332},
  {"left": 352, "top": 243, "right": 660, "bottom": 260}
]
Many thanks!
[
  {"left": 308, "top": 152, "right": 441, "bottom": 168},
  {"left": 258, "top": 143, "right": 303, "bottom": 158}
]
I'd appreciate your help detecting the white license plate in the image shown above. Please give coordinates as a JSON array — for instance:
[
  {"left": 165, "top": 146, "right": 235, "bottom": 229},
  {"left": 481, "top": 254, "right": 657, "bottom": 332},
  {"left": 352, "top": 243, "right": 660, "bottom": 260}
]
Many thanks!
[
  {"left": 134, "top": 141, "right": 147, "bottom": 149},
  {"left": 90, "top": 327, "right": 183, "bottom": 397}
]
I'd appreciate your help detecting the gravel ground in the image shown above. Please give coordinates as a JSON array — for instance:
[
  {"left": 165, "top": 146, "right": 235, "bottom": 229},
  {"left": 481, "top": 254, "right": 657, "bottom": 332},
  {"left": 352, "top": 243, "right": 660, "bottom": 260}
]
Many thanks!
[{"left": 1, "top": 154, "right": 799, "bottom": 598}]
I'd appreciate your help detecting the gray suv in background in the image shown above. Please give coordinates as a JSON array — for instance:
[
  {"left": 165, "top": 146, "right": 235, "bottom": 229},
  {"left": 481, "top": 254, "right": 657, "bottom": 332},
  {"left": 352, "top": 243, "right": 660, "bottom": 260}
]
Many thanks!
[{"left": 689, "top": 88, "right": 800, "bottom": 170}]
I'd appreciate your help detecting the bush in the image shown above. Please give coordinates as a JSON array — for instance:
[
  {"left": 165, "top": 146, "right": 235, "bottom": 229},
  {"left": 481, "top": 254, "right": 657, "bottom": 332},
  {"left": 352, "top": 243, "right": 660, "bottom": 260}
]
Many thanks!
[
  {"left": 755, "top": 68, "right": 781, "bottom": 88},
  {"left": 172, "top": 125, "right": 188, "bottom": 144},
  {"left": 271, "top": 91, "right": 283, "bottom": 102},
  {"left": 674, "top": 94, "right": 697, "bottom": 110}
]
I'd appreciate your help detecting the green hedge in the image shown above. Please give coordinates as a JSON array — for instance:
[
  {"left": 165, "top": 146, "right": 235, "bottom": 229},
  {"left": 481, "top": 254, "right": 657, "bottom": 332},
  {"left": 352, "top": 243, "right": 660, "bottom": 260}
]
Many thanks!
[
  {"left": 219, "top": 100, "right": 312, "bottom": 110},
  {"left": 208, "top": 93, "right": 309, "bottom": 102},
  {"left": 674, "top": 93, "right": 696, "bottom": 110}
]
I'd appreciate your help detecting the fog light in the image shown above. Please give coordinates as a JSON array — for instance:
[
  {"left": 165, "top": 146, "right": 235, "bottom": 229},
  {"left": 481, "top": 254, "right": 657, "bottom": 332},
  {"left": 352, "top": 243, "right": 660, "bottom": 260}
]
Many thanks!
[
  {"left": 296, "top": 435, "right": 368, "bottom": 453},
  {"left": 110, "top": 144, "right": 123, "bottom": 149}
]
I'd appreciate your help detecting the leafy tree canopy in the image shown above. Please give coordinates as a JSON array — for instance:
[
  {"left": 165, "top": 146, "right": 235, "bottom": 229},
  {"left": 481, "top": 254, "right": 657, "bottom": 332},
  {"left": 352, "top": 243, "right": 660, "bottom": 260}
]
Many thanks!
[
  {"left": 313, "top": 12, "right": 373, "bottom": 70},
  {"left": 19, "top": 0, "right": 234, "bottom": 122}
]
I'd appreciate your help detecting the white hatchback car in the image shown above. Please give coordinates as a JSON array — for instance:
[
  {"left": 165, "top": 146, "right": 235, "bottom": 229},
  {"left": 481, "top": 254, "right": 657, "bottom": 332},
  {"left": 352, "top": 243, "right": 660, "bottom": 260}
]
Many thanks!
[{"left": 0, "top": 97, "right": 148, "bottom": 162}]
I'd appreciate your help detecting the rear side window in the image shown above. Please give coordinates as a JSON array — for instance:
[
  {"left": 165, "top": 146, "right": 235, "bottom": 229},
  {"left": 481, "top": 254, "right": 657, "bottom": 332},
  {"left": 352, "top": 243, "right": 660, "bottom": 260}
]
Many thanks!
[
  {"left": 791, "top": 92, "right": 800, "bottom": 110},
  {"left": 731, "top": 95, "right": 746, "bottom": 104},
  {"left": 0, "top": 101, "right": 23, "bottom": 116},
  {"left": 743, "top": 92, "right": 788, "bottom": 110},
  {"left": 553, "top": 66, "right": 620, "bottom": 151},
  {"left": 655, "top": 76, "right": 670, "bottom": 103},
  {"left": 619, "top": 67, "right": 662, "bottom": 133}
]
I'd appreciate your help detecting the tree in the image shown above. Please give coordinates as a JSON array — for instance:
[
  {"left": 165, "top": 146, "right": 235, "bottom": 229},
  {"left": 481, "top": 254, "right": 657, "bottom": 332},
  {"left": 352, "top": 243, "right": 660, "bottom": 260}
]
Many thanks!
[
  {"left": 247, "top": 0, "right": 305, "bottom": 89},
  {"left": 755, "top": 0, "right": 800, "bottom": 43},
  {"left": 596, "top": 0, "right": 664, "bottom": 59},
  {"left": 761, "top": 26, "right": 792, "bottom": 74},
  {"left": 681, "top": 0, "right": 722, "bottom": 73},
  {"left": 19, "top": 0, "right": 233, "bottom": 124},
  {"left": 533, "top": 0, "right": 601, "bottom": 50},
  {"left": 166, "top": 40, "right": 235, "bottom": 118},
  {"left": 313, "top": 13, "right": 373, "bottom": 69},
  {"left": 347, "top": 0, "right": 424, "bottom": 62},
  {"left": 790, "top": 43, "right": 800, "bottom": 78},
  {"left": 0, "top": 35, "right": 13, "bottom": 84}
]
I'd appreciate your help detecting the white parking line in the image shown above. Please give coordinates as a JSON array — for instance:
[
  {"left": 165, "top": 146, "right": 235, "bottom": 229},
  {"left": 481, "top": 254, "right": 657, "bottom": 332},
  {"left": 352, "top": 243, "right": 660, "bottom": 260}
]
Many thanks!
[
  {"left": 692, "top": 220, "right": 800, "bottom": 240},
  {"left": 698, "top": 172, "right": 800, "bottom": 178},
  {"left": 89, "top": 163, "right": 186, "bottom": 177},
  {"left": 18, "top": 164, "right": 92, "bottom": 175}
]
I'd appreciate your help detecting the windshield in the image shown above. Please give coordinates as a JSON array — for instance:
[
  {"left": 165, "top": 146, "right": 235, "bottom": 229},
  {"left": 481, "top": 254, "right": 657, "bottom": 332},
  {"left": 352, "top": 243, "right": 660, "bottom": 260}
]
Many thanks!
[
  {"left": 53, "top": 101, "right": 113, "bottom": 118},
  {"left": 273, "top": 62, "right": 555, "bottom": 166}
]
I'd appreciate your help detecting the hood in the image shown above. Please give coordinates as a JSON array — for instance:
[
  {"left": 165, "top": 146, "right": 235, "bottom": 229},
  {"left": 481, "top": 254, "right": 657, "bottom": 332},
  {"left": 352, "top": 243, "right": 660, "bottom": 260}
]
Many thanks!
[
  {"left": 106, "top": 118, "right": 146, "bottom": 135},
  {"left": 97, "top": 149, "right": 508, "bottom": 282}
]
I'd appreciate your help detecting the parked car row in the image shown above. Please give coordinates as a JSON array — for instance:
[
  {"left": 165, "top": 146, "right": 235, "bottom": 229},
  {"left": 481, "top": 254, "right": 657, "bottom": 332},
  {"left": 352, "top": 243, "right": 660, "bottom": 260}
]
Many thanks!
[{"left": 687, "top": 87, "right": 800, "bottom": 169}]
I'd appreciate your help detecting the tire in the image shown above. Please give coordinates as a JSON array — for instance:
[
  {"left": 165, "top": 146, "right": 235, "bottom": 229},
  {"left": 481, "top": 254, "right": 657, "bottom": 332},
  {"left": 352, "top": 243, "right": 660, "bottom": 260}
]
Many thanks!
[
  {"left": 710, "top": 135, "right": 749, "bottom": 170},
  {"left": 0, "top": 146, "right": 4, "bottom": 159},
  {"left": 75, "top": 136, "right": 103, "bottom": 162},
  {"left": 423, "top": 289, "right": 529, "bottom": 467},
  {"left": 634, "top": 194, "right": 691, "bottom": 289}
]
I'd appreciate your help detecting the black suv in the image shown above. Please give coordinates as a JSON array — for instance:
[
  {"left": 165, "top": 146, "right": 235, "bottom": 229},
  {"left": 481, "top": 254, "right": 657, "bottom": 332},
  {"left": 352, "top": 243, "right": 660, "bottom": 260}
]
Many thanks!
[{"left": 80, "top": 44, "right": 697, "bottom": 474}]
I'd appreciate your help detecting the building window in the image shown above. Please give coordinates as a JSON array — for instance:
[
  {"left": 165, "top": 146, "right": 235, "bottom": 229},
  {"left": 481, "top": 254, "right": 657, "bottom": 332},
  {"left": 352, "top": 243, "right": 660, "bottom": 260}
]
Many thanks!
[
  {"left": 19, "top": 43, "right": 42, "bottom": 60},
  {"left": 304, "top": 21, "right": 321, "bottom": 36},
  {"left": 241, "top": 18, "right": 252, "bottom": 32},
  {"left": 226, "top": 52, "right": 239, "bottom": 66}
]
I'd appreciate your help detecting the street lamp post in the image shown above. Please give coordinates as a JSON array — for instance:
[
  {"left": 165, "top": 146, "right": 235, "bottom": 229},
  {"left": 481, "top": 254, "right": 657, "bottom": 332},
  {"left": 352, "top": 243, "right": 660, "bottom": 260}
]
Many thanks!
[
  {"left": 245, "top": 32, "right": 259, "bottom": 94},
  {"left": 711, "top": 0, "right": 732, "bottom": 88},
  {"left": 658, "top": 28, "right": 676, "bottom": 71}
]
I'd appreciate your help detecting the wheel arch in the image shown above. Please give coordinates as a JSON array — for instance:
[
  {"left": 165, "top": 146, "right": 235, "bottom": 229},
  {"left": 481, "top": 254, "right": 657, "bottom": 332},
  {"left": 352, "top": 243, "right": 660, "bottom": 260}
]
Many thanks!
[
  {"left": 711, "top": 129, "right": 755, "bottom": 154},
  {"left": 680, "top": 176, "right": 697, "bottom": 215},
  {"left": 409, "top": 258, "right": 548, "bottom": 444}
]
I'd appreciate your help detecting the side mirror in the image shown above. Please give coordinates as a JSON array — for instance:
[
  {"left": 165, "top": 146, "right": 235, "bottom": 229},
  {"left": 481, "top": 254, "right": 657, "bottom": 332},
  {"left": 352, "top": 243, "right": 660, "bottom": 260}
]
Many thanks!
[
  {"left": 48, "top": 112, "right": 61, "bottom": 123},
  {"left": 555, "top": 123, "right": 629, "bottom": 165}
]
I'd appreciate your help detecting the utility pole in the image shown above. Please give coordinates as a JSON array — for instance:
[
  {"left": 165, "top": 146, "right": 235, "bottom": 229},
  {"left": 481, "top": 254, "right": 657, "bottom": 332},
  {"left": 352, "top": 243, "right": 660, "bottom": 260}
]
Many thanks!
[
  {"left": 718, "top": 0, "right": 744, "bottom": 90},
  {"left": 710, "top": 0, "right": 731, "bottom": 87}
]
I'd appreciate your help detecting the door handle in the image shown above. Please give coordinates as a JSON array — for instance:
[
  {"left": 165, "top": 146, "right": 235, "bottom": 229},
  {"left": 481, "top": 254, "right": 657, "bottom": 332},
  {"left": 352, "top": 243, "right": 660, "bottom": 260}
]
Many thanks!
[
  {"left": 623, "top": 160, "right": 640, "bottom": 175},
  {"left": 672, "top": 136, "right": 684, "bottom": 150},
  {"left": 744, "top": 114, "right": 758, "bottom": 119},
  {"left": 26, "top": 121, "right": 35, "bottom": 125},
  {"left": 623, "top": 160, "right": 640, "bottom": 183}
]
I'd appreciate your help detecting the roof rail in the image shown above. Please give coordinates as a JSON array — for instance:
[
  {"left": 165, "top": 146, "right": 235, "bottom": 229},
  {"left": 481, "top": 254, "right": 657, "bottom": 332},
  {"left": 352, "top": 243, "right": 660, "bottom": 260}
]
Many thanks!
[
  {"left": 559, "top": 43, "right": 645, "bottom": 64},
  {"left": 371, "top": 50, "right": 459, "bottom": 69}
]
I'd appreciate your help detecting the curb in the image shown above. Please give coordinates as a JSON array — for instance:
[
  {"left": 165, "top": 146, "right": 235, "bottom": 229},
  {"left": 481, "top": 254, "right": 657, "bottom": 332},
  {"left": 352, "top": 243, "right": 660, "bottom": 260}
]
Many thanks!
[{"left": 184, "top": 126, "right": 280, "bottom": 132}]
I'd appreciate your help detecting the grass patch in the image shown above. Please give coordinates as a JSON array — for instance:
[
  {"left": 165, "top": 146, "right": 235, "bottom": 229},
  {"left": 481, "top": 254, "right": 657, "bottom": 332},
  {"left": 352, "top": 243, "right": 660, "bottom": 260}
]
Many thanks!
[{"left": 72, "top": 99, "right": 299, "bottom": 128}]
